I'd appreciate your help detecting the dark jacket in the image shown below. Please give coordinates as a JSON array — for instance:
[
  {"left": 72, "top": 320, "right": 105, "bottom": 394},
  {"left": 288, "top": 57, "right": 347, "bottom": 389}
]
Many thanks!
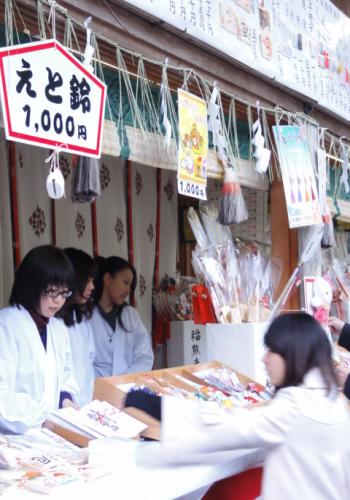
[{"left": 338, "top": 323, "right": 350, "bottom": 399}]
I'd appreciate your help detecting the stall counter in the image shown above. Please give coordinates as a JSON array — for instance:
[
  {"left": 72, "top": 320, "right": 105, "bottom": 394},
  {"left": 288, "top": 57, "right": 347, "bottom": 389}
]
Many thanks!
[{"left": 2, "top": 443, "right": 265, "bottom": 500}]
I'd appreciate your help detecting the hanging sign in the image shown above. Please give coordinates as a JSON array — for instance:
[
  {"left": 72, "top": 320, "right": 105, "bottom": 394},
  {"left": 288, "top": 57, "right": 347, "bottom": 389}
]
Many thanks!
[
  {"left": 0, "top": 39, "right": 106, "bottom": 158},
  {"left": 272, "top": 125, "right": 322, "bottom": 229},
  {"left": 177, "top": 89, "right": 208, "bottom": 200},
  {"left": 120, "top": 0, "right": 350, "bottom": 121}
]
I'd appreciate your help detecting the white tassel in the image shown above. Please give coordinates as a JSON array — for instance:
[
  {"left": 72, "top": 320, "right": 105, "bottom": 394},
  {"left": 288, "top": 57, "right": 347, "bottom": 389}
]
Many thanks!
[
  {"left": 252, "top": 101, "right": 271, "bottom": 173},
  {"left": 340, "top": 146, "right": 350, "bottom": 194},
  {"left": 83, "top": 16, "right": 95, "bottom": 73},
  {"left": 160, "top": 59, "right": 172, "bottom": 147}
]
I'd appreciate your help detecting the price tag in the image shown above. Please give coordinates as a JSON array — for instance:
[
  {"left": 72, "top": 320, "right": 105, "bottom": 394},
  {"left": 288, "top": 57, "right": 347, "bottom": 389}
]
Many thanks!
[{"left": 178, "top": 178, "right": 206, "bottom": 200}]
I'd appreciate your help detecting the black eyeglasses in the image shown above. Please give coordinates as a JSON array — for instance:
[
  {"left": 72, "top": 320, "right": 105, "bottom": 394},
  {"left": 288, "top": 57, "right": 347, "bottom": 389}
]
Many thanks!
[{"left": 45, "top": 289, "right": 73, "bottom": 299}]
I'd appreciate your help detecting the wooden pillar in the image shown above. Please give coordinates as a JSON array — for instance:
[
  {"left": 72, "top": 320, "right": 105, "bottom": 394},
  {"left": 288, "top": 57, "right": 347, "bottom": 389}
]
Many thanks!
[
  {"left": 8, "top": 141, "right": 21, "bottom": 269},
  {"left": 270, "top": 173, "right": 299, "bottom": 311}
]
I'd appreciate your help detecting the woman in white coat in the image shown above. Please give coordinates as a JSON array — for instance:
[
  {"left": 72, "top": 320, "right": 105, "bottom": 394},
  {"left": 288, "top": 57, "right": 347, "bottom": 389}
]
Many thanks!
[
  {"left": 90, "top": 256, "right": 153, "bottom": 377},
  {"left": 57, "top": 248, "right": 97, "bottom": 407},
  {"left": 0, "top": 245, "right": 78, "bottom": 434},
  {"left": 160, "top": 313, "right": 350, "bottom": 500}
]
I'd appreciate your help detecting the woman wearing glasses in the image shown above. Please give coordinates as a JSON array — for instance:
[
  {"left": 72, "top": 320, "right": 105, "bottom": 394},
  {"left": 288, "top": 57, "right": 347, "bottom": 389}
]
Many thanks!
[
  {"left": 90, "top": 256, "right": 153, "bottom": 377},
  {"left": 57, "top": 248, "right": 97, "bottom": 407},
  {"left": 0, "top": 245, "right": 78, "bottom": 434}
]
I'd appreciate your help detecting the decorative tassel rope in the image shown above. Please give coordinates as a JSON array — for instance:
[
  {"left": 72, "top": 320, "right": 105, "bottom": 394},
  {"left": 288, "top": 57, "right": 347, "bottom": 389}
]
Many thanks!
[
  {"left": 116, "top": 48, "right": 147, "bottom": 137},
  {"left": 5, "top": 0, "right": 14, "bottom": 46},
  {"left": 228, "top": 98, "right": 240, "bottom": 160},
  {"left": 160, "top": 61, "right": 173, "bottom": 147},
  {"left": 90, "top": 33, "right": 113, "bottom": 121},
  {"left": 64, "top": 15, "right": 81, "bottom": 52},
  {"left": 136, "top": 59, "right": 162, "bottom": 137},
  {"left": 47, "top": 0, "right": 57, "bottom": 39},
  {"left": 217, "top": 88, "right": 237, "bottom": 172},
  {"left": 160, "top": 61, "right": 178, "bottom": 148},
  {"left": 6, "top": 0, "right": 30, "bottom": 45}
]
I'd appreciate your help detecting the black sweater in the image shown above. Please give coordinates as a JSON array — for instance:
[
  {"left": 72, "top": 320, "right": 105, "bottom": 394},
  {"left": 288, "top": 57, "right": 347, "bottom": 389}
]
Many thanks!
[{"left": 338, "top": 323, "right": 350, "bottom": 399}]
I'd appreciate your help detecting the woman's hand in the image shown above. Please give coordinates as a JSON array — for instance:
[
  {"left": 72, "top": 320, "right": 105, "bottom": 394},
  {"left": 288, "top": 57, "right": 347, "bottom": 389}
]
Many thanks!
[
  {"left": 62, "top": 398, "right": 80, "bottom": 410},
  {"left": 335, "top": 364, "right": 350, "bottom": 390},
  {"left": 42, "top": 419, "right": 55, "bottom": 430},
  {"left": 328, "top": 316, "right": 345, "bottom": 334}
]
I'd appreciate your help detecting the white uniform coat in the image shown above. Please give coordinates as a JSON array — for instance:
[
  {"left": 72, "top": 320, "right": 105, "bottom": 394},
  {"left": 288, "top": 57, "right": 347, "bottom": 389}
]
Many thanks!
[
  {"left": 0, "top": 306, "right": 78, "bottom": 434},
  {"left": 90, "top": 306, "right": 154, "bottom": 377},
  {"left": 161, "top": 369, "right": 350, "bottom": 500},
  {"left": 67, "top": 314, "right": 96, "bottom": 407}
]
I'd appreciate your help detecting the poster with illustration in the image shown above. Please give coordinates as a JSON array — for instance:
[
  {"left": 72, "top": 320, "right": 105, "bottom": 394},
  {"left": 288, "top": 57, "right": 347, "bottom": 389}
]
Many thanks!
[
  {"left": 177, "top": 89, "right": 208, "bottom": 200},
  {"left": 272, "top": 125, "right": 322, "bottom": 229}
]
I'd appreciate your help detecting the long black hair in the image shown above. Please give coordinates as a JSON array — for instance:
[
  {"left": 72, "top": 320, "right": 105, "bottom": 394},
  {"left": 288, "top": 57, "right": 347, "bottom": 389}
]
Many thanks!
[
  {"left": 9, "top": 245, "right": 74, "bottom": 311},
  {"left": 57, "top": 248, "right": 97, "bottom": 327},
  {"left": 264, "top": 312, "right": 337, "bottom": 395},
  {"left": 94, "top": 256, "right": 137, "bottom": 331}
]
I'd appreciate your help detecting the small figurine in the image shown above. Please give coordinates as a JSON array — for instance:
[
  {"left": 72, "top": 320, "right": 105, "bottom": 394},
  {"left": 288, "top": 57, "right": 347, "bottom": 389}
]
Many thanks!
[
  {"left": 310, "top": 276, "right": 338, "bottom": 362},
  {"left": 310, "top": 276, "right": 332, "bottom": 327}
]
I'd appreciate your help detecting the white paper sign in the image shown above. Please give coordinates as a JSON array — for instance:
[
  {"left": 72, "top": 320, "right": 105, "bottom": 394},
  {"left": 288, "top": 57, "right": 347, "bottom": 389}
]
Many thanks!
[
  {"left": 0, "top": 39, "right": 106, "bottom": 157},
  {"left": 119, "top": 0, "right": 350, "bottom": 121}
]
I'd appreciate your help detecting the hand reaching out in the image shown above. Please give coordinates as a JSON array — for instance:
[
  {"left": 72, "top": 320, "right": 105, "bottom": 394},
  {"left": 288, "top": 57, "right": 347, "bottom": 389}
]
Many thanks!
[
  {"left": 335, "top": 363, "right": 350, "bottom": 390},
  {"left": 328, "top": 316, "right": 345, "bottom": 334},
  {"left": 62, "top": 398, "right": 80, "bottom": 410}
]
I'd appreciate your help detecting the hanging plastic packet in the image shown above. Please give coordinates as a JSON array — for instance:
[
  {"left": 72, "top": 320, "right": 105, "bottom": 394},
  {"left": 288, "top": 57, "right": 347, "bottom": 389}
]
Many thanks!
[
  {"left": 199, "top": 201, "right": 232, "bottom": 246},
  {"left": 45, "top": 148, "right": 66, "bottom": 199},
  {"left": 83, "top": 16, "right": 95, "bottom": 73},
  {"left": 187, "top": 207, "right": 208, "bottom": 250}
]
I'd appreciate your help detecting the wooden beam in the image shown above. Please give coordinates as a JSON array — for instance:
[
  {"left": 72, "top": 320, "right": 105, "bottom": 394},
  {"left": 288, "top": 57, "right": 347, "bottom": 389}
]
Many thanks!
[{"left": 270, "top": 162, "right": 299, "bottom": 310}]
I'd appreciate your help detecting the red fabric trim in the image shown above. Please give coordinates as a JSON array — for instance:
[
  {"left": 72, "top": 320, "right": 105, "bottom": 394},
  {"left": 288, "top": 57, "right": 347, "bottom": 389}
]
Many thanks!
[
  {"left": 154, "top": 168, "right": 161, "bottom": 289},
  {"left": 126, "top": 160, "right": 135, "bottom": 306},
  {"left": 51, "top": 199, "right": 56, "bottom": 246},
  {"left": 91, "top": 200, "right": 99, "bottom": 256},
  {"left": 203, "top": 467, "right": 263, "bottom": 500},
  {"left": 8, "top": 142, "right": 21, "bottom": 267},
  {"left": 153, "top": 315, "right": 171, "bottom": 345},
  {"left": 49, "top": 149, "right": 56, "bottom": 246}
]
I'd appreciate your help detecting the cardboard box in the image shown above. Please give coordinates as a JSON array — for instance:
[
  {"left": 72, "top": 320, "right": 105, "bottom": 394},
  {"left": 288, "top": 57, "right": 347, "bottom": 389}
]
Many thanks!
[
  {"left": 48, "top": 422, "right": 91, "bottom": 448},
  {"left": 93, "top": 361, "right": 265, "bottom": 440},
  {"left": 167, "top": 321, "right": 207, "bottom": 367},
  {"left": 206, "top": 322, "right": 268, "bottom": 385},
  {"left": 167, "top": 321, "right": 268, "bottom": 384}
]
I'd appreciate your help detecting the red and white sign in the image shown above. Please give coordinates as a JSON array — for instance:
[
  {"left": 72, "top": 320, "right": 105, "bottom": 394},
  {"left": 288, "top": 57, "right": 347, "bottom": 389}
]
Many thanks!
[{"left": 0, "top": 39, "right": 106, "bottom": 158}]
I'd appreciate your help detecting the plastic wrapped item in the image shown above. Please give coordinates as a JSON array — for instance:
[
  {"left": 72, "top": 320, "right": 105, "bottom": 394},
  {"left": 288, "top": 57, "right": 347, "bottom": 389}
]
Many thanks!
[
  {"left": 199, "top": 200, "right": 232, "bottom": 246},
  {"left": 322, "top": 253, "right": 350, "bottom": 322},
  {"left": 298, "top": 224, "right": 324, "bottom": 276},
  {"left": 261, "top": 256, "right": 282, "bottom": 311},
  {"left": 187, "top": 207, "right": 208, "bottom": 250},
  {"left": 236, "top": 241, "right": 282, "bottom": 322},
  {"left": 237, "top": 242, "right": 265, "bottom": 322},
  {"left": 153, "top": 275, "right": 195, "bottom": 339},
  {"left": 270, "top": 224, "right": 323, "bottom": 320},
  {"left": 217, "top": 168, "right": 248, "bottom": 225},
  {"left": 192, "top": 241, "right": 241, "bottom": 324},
  {"left": 316, "top": 147, "right": 334, "bottom": 247}
]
